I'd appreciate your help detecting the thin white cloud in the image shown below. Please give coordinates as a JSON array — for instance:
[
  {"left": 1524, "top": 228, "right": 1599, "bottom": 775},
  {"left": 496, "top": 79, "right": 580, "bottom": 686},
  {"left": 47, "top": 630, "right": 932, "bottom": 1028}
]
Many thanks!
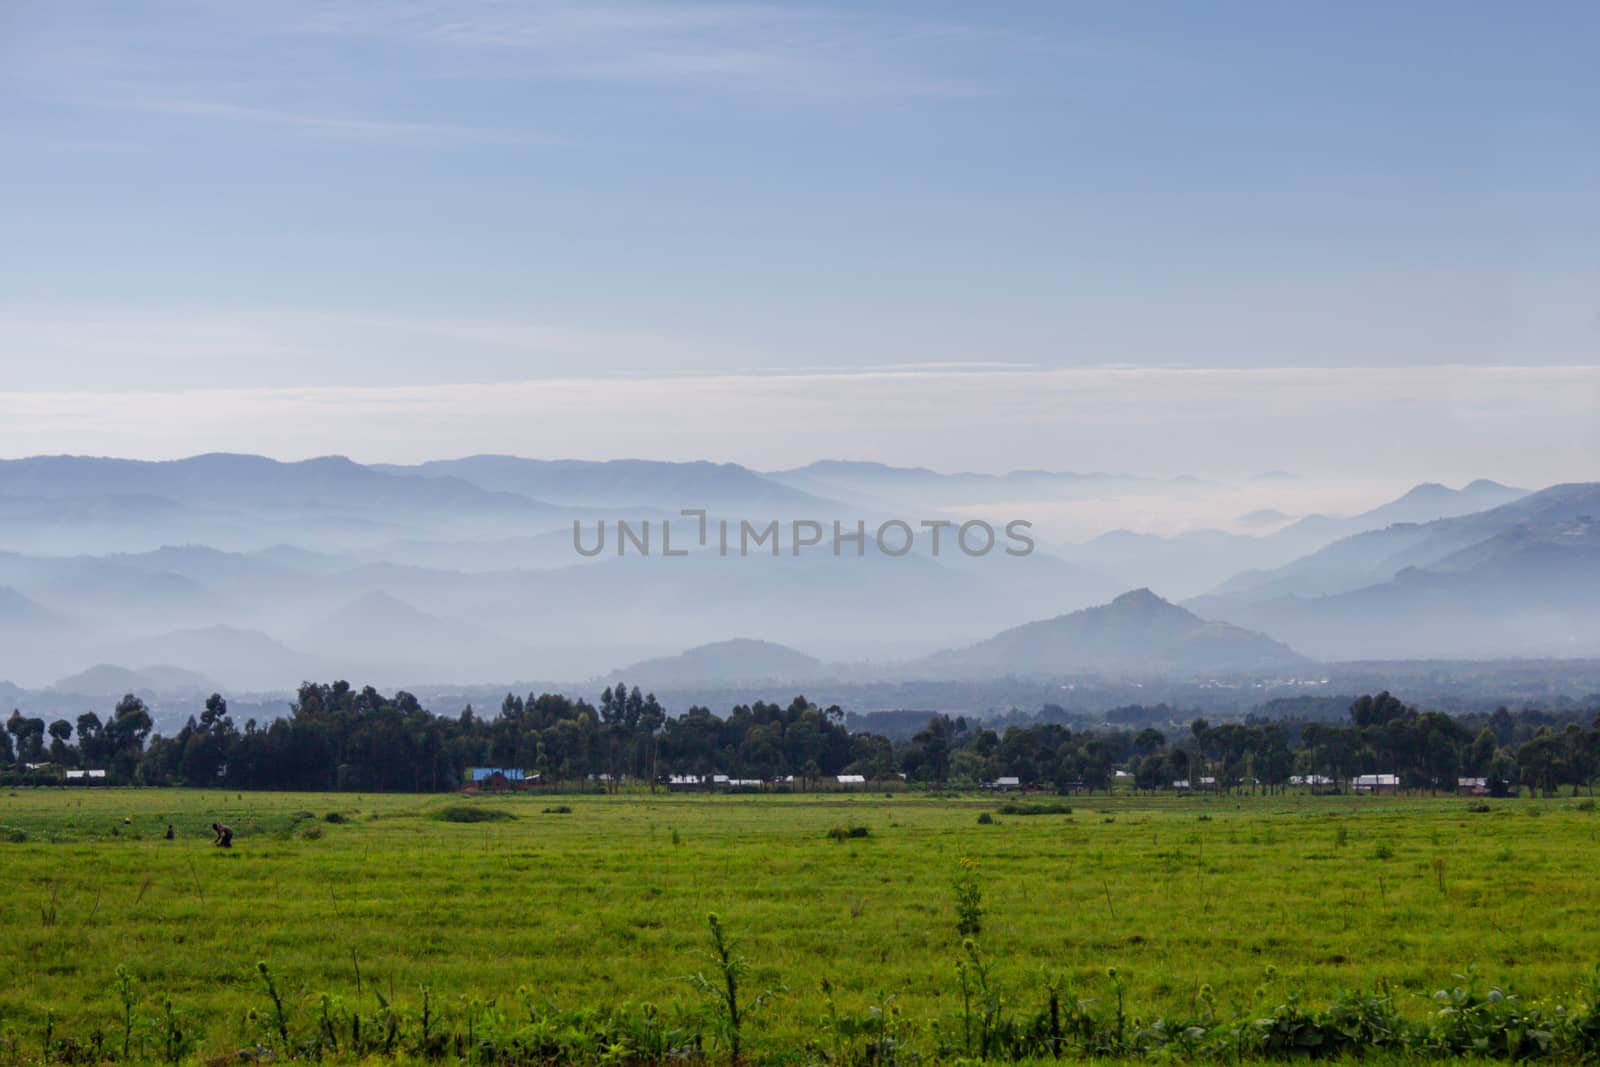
[
  {"left": 8, "top": 0, "right": 1004, "bottom": 147},
  {"left": 112, "top": 98, "right": 552, "bottom": 146},
  {"left": 0, "top": 309, "right": 731, "bottom": 389},
  {"left": 252, "top": 1, "right": 999, "bottom": 100}
]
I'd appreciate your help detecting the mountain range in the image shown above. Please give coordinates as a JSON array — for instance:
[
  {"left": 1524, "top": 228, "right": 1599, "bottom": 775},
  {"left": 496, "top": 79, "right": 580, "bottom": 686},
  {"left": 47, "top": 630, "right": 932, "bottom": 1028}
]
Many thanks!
[
  {"left": 613, "top": 590, "right": 1307, "bottom": 685},
  {"left": 1191, "top": 485, "right": 1600, "bottom": 659},
  {"left": 0, "top": 452, "right": 1594, "bottom": 694},
  {"left": 911, "top": 589, "right": 1306, "bottom": 678},
  {"left": 1060, "top": 479, "right": 1528, "bottom": 600}
]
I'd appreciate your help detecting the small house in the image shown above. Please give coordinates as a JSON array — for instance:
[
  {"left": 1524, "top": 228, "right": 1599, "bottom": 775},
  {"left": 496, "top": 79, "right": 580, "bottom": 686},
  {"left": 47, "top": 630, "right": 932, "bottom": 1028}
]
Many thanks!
[{"left": 464, "top": 767, "right": 532, "bottom": 793}]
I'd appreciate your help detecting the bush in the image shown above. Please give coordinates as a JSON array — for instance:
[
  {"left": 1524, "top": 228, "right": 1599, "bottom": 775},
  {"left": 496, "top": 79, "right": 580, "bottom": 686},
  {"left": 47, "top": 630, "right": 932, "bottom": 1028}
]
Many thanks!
[
  {"left": 543, "top": 805, "right": 573, "bottom": 814},
  {"left": 827, "top": 825, "right": 870, "bottom": 841},
  {"left": 997, "top": 801, "right": 1073, "bottom": 816},
  {"left": 323, "top": 812, "right": 347, "bottom": 824},
  {"left": 977, "top": 812, "right": 995, "bottom": 825},
  {"left": 954, "top": 857, "right": 982, "bottom": 937},
  {"left": 1467, "top": 802, "right": 1492, "bottom": 813},
  {"left": 0, "top": 825, "right": 27, "bottom": 843},
  {"left": 298, "top": 824, "right": 324, "bottom": 840},
  {"left": 434, "top": 805, "right": 514, "bottom": 823}
]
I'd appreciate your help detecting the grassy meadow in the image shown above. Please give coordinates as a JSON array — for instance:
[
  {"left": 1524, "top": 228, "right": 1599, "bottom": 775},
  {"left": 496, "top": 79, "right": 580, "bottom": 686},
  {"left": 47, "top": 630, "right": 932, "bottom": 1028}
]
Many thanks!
[{"left": 2, "top": 787, "right": 1599, "bottom": 1062}]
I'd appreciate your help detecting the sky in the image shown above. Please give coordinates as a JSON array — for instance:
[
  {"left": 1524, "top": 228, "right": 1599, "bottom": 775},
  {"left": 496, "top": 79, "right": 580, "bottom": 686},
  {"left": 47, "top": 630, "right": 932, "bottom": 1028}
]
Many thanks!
[{"left": 2, "top": 1, "right": 1597, "bottom": 481}]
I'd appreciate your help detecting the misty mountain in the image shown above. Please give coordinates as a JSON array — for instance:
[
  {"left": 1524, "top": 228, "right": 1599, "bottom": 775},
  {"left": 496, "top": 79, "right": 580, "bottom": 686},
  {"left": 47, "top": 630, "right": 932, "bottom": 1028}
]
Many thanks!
[
  {"left": 380, "top": 456, "right": 838, "bottom": 515},
  {"left": 1238, "top": 508, "right": 1296, "bottom": 529},
  {"left": 0, "top": 450, "right": 1585, "bottom": 695},
  {"left": 0, "top": 546, "right": 327, "bottom": 634},
  {"left": 1062, "top": 479, "right": 1529, "bottom": 601},
  {"left": 1358, "top": 479, "right": 1528, "bottom": 526},
  {"left": 766, "top": 460, "right": 1145, "bottom": 508},
  {"left": 0, "top": 454, "right": 571, "bottom": 555},
  {"left": 298, "top": 591, "right": 533, "bottom": 682},
  {"left": 1210, "top": 481, "right": 1589, "bottom": 602},
  {"left": 366, "top": 529, "right": 597, "bottom": 572},
  {"left": 1194, "top": 519, "right": 1600, "bottom": 660},
  {"left": 611, "top": 639, "right": 825, "bottom": 687},
  {"left": 913, "top": 588, "right": 1307, "bottom": 678},
  {"left": 53, "top": 663, "right": 222, "bottom": 696},
  {"left": 0, "top": 584, "right": 66, "bottom": 628},
  {"left": 107, "top": 625, "right": 321, "bottom": 693},
  {"left": 481, "top": 540, "right": 1125, "bottom": 669},
  {"left": 0, "top": 453, "right": 548, "bottom": 513}
]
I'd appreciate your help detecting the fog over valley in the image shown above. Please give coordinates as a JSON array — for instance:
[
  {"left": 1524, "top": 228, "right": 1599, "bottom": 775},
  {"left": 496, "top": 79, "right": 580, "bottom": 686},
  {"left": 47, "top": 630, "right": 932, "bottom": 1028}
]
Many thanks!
[{"left": 1, "top": 452, "right": 1595, "bottom": 734}]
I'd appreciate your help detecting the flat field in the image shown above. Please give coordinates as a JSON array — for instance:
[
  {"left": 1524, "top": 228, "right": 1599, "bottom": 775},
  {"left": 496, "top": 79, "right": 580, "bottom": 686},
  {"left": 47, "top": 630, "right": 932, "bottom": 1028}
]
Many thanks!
[{"left": 1, "top": 788, "right": 1597, "bottom": 1060}]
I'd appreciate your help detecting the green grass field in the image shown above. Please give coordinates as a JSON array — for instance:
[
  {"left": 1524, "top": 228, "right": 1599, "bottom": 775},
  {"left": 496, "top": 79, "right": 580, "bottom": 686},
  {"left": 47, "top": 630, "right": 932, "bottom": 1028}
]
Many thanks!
[{"left": 2, "top": 788, "right": 1598, "bottom": 1062}]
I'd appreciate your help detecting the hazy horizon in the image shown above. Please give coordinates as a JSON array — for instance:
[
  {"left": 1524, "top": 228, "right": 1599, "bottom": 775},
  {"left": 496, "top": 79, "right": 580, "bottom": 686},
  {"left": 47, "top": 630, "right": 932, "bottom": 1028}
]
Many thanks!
[
  {"left": 5, "top": 2, "right": 1598, "bottom": 489},
  {"left": 3, "top": 3, "right": 1598, "bottom": 699}
]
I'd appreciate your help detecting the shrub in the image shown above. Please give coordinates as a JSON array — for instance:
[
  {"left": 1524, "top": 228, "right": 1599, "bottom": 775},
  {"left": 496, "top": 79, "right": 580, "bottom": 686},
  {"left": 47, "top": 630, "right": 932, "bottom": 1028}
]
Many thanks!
[
  {"left": 977, "top": 812, "right": 995, "bottom": 825},
  {"left": 1467, "top": 802, "right": 1492, "bottom": 813},
  {"left": 543, "top": 805, "right": 573, "bottom": 814},
  {"left": 1373, "top": 841, "right": 1395, "bottom": 860},
  {"left": 954, "top": 857, "right": 983, "bottom": 937},
  {"left": 0, "top": 825, "right": 27, "bottom": 843},
  {"left": 323, "top": 812, "right": 348, "bottom": 824},
  {"left": 997, "top": 801, "right": 1073, "bottom": 816},
  {"left": 827, "top": 825, "right": 870, "bottom": 841},
  {"left": 433, "top": 805, "right": 513, "bottom": 823}
]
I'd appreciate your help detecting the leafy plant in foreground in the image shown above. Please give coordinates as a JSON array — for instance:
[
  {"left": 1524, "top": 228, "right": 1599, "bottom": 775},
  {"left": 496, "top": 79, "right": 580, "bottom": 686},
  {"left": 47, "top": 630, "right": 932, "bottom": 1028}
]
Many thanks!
[
  {"left": 688, "top": 912, "right": 782, "bottom": 1061},
  {"left": 256, "top": 962, "right": 290, "bottom": 1048},
  {"left": 953, "top": 856, "right": 983, "bottom": 938}
]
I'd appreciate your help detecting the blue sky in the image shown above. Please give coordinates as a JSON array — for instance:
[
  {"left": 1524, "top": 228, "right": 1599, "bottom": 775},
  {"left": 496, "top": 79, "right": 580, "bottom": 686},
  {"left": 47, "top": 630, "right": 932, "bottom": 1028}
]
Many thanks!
[{"left": 1, "top": 1, "right": 1597, "bottom": 477}]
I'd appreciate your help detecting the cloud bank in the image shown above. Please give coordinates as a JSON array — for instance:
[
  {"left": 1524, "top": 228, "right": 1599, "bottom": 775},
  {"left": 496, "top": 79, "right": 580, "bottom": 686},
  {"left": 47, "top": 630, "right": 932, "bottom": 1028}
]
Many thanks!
[{"left": 2, "top": 365, "right": 1595, "bottom": 488}]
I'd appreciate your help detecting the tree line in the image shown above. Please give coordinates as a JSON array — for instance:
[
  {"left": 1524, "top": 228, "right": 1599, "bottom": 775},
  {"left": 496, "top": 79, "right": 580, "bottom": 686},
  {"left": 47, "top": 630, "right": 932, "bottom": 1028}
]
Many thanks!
[{"left": 5, "top": 684, "right": 1599, "bottom": 795}]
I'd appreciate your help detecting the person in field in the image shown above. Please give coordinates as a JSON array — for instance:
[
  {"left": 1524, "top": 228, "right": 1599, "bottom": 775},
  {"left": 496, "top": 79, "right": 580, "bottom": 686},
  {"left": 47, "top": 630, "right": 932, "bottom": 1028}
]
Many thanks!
[
  {"left": 211, "top": 822, "right": 233, "bottom": 848},
  {"left": 164, "top": 824, "right": 174, "bottom": 840}
]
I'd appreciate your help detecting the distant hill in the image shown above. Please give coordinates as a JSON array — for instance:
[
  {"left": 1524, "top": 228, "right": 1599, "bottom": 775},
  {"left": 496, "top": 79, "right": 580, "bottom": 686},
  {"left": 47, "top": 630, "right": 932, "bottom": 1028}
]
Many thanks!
[
  {"left": 1346, "top": 479, "right": 1528, "bottom": 529},
  {"left": 0, "top": 452, "right": 548, "bottom": 509},
  {"left": 914, "top": 589, "right": 1307, "bottom": 678},
  {"left": 613, "top": 638, "right": 825, "bottom": 686},
  {"left": 109, "top": 625, "right": 320, "bottom": 693},
  {"left": 1210, "top": 481, "right": 1591, "bottom": 602},
  {"left": 1061, "top": 480, "right": 1531, "bottom": 601},
  {"left": 53, "top": 663, "right": 221, "bottom": 695},
  {"left": 0, "top": 585, "right": 66, "bottom": 628},
  {"left": 1238, "top": 508, "right": 1296, "bottom": 529},
  {"left": 379, "top": 456, "right": 839, "bottom": 514},
  {"left": 0, "top": 454, "right": 568, "bottom": 555},
  {"left": 1192, "top": 501, "right": 1600, "bottom": 660},
  {"left": 298, "top": 591, "right": 532, "bottom": 683},
  {"left": 766, "top": 460, "right": 1144, "bottom": 508}
]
